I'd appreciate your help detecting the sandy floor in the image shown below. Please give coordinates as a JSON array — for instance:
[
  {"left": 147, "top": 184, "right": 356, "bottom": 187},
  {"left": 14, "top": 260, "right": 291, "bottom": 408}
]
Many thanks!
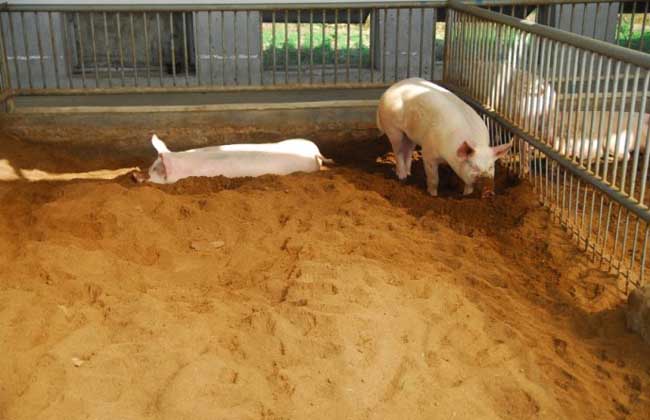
[{"left": 1, "top": 134, "right": 649, "bottom": 420}]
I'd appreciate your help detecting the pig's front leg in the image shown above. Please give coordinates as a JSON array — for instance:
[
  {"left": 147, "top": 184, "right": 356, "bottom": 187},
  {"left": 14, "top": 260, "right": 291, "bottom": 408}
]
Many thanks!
[
  {"left": 463, "top": 183, "right": 474, "bottom": 196},
  {"left": 423, "top": 151, "right": 441, "bottom": 196}
]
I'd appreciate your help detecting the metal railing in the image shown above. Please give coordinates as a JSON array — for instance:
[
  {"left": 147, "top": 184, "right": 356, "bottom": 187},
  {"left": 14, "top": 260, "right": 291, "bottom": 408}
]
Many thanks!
[
  {"left": 0, "top": 1, "right": 448, "bottom": 97},
  {"left": 446, "top": 0, "right": 650, "bottom": 291}
]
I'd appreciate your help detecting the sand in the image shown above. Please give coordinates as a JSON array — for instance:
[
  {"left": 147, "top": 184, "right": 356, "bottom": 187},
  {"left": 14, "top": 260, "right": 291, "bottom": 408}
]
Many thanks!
[{"left": 1, "top": 134, "right": 649, "bottom": 420}]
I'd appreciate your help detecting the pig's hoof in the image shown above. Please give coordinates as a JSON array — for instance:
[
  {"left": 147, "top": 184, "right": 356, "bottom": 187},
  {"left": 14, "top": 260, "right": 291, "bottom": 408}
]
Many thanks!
[{"left": 427, "top": 188, "right": 438, "bottom": 197}]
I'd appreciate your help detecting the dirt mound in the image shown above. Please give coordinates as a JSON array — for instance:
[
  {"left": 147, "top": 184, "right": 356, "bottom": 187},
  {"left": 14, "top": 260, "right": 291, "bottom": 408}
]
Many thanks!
[{"left": 0, "top": 135, "right": 649, "bottom": 419}]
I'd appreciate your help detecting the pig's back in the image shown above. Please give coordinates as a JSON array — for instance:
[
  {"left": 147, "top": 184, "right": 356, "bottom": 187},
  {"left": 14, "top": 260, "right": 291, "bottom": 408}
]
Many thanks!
[{"left": 379, "top": 78, "right": 488, "bottom": 146}]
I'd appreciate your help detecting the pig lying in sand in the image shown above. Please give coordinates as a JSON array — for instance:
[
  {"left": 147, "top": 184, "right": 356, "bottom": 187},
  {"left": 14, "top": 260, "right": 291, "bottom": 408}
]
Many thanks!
[
  {"left": 377, "top": 78, "right": 513, "bottom": 198},
  {"left": 134, "top": 135, "right": 333, "bottom": 184}
]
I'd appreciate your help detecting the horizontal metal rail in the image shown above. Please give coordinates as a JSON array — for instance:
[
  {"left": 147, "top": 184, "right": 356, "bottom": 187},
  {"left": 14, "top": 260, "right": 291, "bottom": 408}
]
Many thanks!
[
  {"left": 1, "top": 0, "right": 645, "bottom": 12},
  {"left": 0, "top": 2, "right": 448, "bottom": 12}
]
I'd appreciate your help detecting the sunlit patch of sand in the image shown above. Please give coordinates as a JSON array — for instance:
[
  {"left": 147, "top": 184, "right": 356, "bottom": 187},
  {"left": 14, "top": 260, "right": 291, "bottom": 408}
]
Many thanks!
[{"left": 0, "top": 159, "right": 139, "bottom": 181}]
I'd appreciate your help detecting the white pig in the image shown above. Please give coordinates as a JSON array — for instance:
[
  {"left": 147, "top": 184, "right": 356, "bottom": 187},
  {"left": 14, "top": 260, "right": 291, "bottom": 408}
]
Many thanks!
[
  {"left": 135, "top": 135, "right": 333, "bottom": 184},
  {"left": 551, "top": 111, "right": 650, "bottom": 162},
  {"left": 377, "top": 78, "right": 513, "bottom": 197}
]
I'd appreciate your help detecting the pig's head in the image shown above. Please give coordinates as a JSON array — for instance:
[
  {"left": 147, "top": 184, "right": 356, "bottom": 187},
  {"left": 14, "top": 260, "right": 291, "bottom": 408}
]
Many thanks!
[
  {"left": 133, "top": 134, "right": 173, "bottom": 184},
  {"left": 456, "top": 140, "right": 513, "bottom": 198}
]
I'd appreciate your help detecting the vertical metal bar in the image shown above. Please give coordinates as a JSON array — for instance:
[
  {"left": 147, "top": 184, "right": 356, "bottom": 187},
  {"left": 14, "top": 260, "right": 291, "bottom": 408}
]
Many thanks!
[
  {"left": 233, "top": 11, "right": 238, "bottom": 85},
  {"left": 102, "top": 12, "right": 112, "bottom": 87},
  {"left": 156, "top": 12, "right": 163, "bottom": 86},
  {"left": 640, "top": 224, "right": 649, "bottom": 285},
  {"left": 638, "top": 106, "right": 650, "bottom": 206},
  {"left": 611, "top": 206, "right": 624, "bottom": 273},
  {"left": 433, "top": 8, "right": 440, "bottom": 81},
  {"left": 588, "top": 55, "right": 604, "bottom": 169},
  {"left": 611, "top": 64, "right": 631, "bottom": 186},
  {"left": 34, "top": 12, "right": 46, "bottom": 88},
  {"left": 297, "top": 9, "right": 302, "bottom": 84},
  {"left": 593, "top": 3, "right": 600, "bottom": 39},
  {"left": 20, "top": 12, "right": 33, "bottom": 88},
  {"left": 627, "top": 6, "right": 636, "bottom": 49},
  {"left": 620, "top": 68, "right": 642, "bottom": 195},
  {"left": 334, "top": 9, "right": 339, "bottom": 84},
  {"left": 566, "top": 46, "right": 579, "bottom": 160},
  {"left": 182, "top": 12, "right": 189, "bottom": 86},
  {"left": 418, "top": 8, "right": 424, "bottom": 78},
  {"left": 284, "top": 10, "right": 288, "bottom": 84},
  {"left": 382, "top": 8, "right": 387, "bottom": 83},
  {"left": 615, "top": 4, "right": 623, "bottom": 44},
  {"left": 75, "top": 12, "right": 86, "bottom": 88},
  {"left": 603, "top": 61, "right": 621, "bottom": 183},
  {"left": 604, "top": 1, "right": 614, "bottom": 43},
  {"left": 169, "top": 12, "right": 177, "bottom": 86},
  {"left": 630, "top": 219, "right": 641, "bottom": 285},
  {"left": 272, "top": 10, "right": 276, "bottom": 84},
  {"left": 208, "top": 11, "right": 214, "bottom": 84},
  {"left": 89, "top": 12, "right": 100, "bottom": 87},
  {"left": 195, "top": 12, "right": 201, "bottom": 86},
  {"left": 580, "top": 3, "right": 587, "bottom": 36},
  {"left": 7, "top": 13, "right": 20, "bottom": 89},
  {"left": 0, "top": 15, "right": 13, "bottom": 97},
  {"left": 572, "top": 49, "right": 588, "bottom": 161},
  {"left": 117, "top": 12, "right": 127, "bottom": 86},
  {"left": 394, "top": 8, "right": 400, "bottom": 81},
  {"left": 592, "top": 59, "right": 610, "bottom": 259},
  {"left": 129, "top": 13, "right": 139, "bottom": 87},
  {"left": 61, "top": 12, "right": 73, "bottom": 88},
  {"left": 221, "top": 10, "right": 226, "bottom": 85},
  {"left": 144, "top": 12, "right": 151, "bottom": 87},
  {"left": 322, "top": 9, "right": 326, "bottom": 84},
  {"left": 640, "top": 1, "right": 649, "bottom": 52},
  {"left": 309, "top": 9, "right": 314, "bottom": 84},
  {"left": 246, "top": 10, "right": 251, "bottom": 85},
  {"left": 406, "top": 8, "right": 412, "bottom": 78},
  {"left": 259, "top": 11, "right": 264, "bottom": 85},
  {"left": 346, "top": 8, "right": 351, "bottom": 82},
  {"left": 359, "top": 7, "right": 363, "bottom": 82},
  {"left": 47, "top": 12, "right": 60, "bottom": 89}
]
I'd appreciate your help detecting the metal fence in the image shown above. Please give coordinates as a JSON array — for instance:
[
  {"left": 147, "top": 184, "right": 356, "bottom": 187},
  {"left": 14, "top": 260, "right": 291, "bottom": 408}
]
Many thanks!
[
  {"left": 0, "top": 0, "right": 649, "bottom": 292},
  {"left": 445, "top": 0, "right": 650, "bottom": 291},
  {"left": 0, "top": 1, "right": 448, "bottom": 95},
  {"left": 478, "top": 1, "right": 650, "bottom": 54}
]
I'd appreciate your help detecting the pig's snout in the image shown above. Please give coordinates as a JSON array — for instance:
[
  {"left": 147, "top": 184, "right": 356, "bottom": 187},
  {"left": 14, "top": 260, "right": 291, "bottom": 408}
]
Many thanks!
[
  {"left": 475, "top": 176, "right": 495, "bottom": 199},
  {"left": 481, "top": 189, "right": 495, "bottom": 199},
  {"left": 131, "top": 170, "right": 149, "bottom": 183}
]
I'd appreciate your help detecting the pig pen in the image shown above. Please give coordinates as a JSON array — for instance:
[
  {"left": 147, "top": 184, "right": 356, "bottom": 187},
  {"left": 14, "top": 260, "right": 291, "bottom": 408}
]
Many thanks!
[{"left": 1, "top": 128, "right": 650, "bottom": 420}]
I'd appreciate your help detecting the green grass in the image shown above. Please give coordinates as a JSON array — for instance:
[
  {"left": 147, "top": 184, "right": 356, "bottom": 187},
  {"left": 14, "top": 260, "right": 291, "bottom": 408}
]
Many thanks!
[
  {"left": 617, "top": 15, "right": 650, "bottom": 53},
  {"left": 262, "top": 23, "right": 370, "bottom": 69}
]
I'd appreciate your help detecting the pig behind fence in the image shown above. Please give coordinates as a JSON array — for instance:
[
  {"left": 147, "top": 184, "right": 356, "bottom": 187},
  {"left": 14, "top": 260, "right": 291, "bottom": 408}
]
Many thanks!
[{"left": 134, "top": 135, "right": 334, "bottom": 184}]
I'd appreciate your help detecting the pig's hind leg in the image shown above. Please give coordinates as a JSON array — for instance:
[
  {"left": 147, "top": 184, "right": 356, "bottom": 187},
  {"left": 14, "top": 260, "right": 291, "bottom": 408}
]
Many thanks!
[
  {"left": 400, "top": 136, "right": 417, "bottom": 176},
  {"left": 384, "top": 127, "right": 410, "bottom": 181}
]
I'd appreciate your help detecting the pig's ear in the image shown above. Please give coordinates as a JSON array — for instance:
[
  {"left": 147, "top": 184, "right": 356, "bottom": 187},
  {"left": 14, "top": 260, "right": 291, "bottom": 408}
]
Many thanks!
[
  {"left": 492, "top": 140, "right": 513, "bottom": 159},
  {"left": 158, "top": 153, "right": 171, "bottom": 179},
  {"left": 456, "top": 141, "right": 475, "bottom": 160},
  {"left": 151, "top": 134, "right": 171, "bottom": 154}
]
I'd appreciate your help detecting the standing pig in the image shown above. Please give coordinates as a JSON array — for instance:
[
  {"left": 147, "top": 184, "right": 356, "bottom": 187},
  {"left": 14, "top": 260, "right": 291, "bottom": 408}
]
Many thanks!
[
  {"left": 377, "top": 78, "right": 512, "bottom": 197},
  {"left": 134, "top": 135, "right": 333, "bottom": 184}
]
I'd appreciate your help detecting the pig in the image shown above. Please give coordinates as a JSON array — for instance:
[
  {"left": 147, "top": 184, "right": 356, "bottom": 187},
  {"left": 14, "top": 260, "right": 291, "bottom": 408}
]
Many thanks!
[
  {"left": 376, "top": 78, "right": 513, "bottom": 198},
  {"left": 134, "top": 135, "right": 333, "bottom": 184},
  {"left": 550, "top": 111, "right": 650, "bottom": 162}
]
